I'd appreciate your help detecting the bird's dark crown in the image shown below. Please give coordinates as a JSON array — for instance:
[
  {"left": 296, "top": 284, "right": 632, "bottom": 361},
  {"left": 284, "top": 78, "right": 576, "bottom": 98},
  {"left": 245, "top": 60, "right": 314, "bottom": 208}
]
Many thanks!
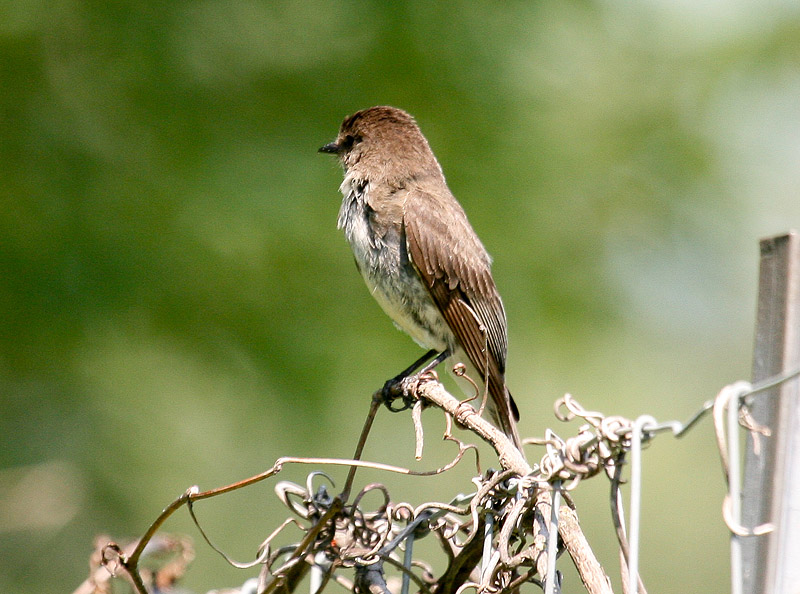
[
  {"left": 321, "top": 106, "right": 440, "bottom": 178},
  {"left": 341, "top": 106, "right": 417, "bottom": 135}
]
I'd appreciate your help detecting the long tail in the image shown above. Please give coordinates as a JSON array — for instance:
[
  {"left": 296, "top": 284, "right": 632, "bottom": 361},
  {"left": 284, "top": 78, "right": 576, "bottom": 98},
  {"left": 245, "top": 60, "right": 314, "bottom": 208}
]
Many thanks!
[
  {"left": 487, "top": 384, "right": 524, "bottom": 454},
  {"left": 450, "top": 354, "right": 525, "bottom": 456}
]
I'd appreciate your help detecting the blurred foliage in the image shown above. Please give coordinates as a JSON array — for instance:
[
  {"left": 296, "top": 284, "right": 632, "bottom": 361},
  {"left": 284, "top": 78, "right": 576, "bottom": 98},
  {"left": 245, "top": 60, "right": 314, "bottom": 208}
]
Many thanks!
[{"left": 1, "top": 1, "right": 799, "bottom": 593}]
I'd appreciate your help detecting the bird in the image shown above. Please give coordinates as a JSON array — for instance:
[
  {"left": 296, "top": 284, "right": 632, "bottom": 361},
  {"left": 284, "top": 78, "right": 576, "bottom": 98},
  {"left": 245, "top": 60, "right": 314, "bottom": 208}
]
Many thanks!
[{"left": 319, "top": 106, "right": 522, "bottom": 450}]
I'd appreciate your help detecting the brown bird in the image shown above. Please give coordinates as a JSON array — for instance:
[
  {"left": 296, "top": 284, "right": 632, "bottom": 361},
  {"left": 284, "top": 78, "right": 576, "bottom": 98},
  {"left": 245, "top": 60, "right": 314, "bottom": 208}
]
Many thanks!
[{"left": 320, "top": 106, "right": 522, "bottom": 449}]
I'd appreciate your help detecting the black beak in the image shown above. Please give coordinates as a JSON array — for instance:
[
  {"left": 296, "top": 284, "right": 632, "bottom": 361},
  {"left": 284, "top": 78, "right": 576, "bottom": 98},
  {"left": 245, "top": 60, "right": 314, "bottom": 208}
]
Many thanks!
[{"left": 318, "top": 141, "right": 339, "bottom": 154}]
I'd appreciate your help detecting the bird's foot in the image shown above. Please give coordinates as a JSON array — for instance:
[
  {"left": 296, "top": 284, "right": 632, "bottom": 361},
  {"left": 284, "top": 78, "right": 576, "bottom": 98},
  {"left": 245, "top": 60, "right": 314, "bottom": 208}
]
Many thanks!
[
  {"left": 379, "top": 349, "right": 449, "bottom": 412},
  {"left": 380, "top": 373, "right": 415, "bottom": 412}
]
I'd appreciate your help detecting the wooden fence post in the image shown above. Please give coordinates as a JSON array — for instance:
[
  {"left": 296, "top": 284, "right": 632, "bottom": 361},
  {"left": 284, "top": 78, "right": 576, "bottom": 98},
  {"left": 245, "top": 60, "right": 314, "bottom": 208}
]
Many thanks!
[{"left": 742, "top": 231, "right": 800, "bottom": 594}]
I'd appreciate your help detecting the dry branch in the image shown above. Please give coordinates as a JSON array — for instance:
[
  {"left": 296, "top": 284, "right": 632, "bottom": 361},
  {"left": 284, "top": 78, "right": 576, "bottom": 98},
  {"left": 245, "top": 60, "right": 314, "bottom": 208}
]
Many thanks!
[
  {"left": 410, "top": 376, "right": 611, "bottom": 594},
  {"left": 76, "top": 374, "right": 614, "bottom": 594}
]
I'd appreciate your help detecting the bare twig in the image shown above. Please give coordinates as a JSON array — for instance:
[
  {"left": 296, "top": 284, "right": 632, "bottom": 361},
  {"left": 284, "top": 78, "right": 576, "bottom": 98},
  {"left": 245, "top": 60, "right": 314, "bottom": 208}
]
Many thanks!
[
  {"left": 410, "top": 376, "right": 530, "bottom": 475},
  {"left": 413, "top": 399, "right": 425, "bottom": 459},
  {"left": 342, "top": 395, "right": 383, "bottom": 501}
]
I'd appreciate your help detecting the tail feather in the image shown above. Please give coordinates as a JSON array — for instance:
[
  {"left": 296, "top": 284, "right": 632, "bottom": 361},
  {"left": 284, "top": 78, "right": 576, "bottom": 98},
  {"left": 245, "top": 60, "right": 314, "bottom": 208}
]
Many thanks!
[
  {"left": 487, "top": 384, "right": 524, "bottom": 453},
  {"left": 449, "top": 352, "right": 525, "bottom": 456}
]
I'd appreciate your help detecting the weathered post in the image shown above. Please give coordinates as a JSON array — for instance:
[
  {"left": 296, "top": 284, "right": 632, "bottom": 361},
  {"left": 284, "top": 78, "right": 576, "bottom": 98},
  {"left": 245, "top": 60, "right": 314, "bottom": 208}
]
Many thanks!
[{"left": 742, "top": 231, "right": 800, "bottom": 594}]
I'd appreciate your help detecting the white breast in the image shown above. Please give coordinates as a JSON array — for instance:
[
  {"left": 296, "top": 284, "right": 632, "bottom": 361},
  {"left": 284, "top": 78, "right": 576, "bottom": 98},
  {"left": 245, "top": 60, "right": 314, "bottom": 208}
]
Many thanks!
[{"left": 336, "top": 172, "right": 450, "bottom": 352}]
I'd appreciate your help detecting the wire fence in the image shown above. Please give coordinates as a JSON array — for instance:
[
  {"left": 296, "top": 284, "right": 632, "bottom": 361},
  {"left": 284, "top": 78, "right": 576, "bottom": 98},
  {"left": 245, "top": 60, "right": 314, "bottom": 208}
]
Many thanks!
[
  {"left": 74, "top": 366, "right": 799, "bottom": 594},
  {"left": 529, "top": 368, "right": 799, "bottom": 594}
]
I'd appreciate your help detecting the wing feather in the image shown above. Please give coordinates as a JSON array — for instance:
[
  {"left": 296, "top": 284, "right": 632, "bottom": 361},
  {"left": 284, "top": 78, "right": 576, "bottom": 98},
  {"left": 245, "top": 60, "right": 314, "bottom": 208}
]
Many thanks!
[{"left": 403, "top": 189, "right": 520, "bottom": 438}]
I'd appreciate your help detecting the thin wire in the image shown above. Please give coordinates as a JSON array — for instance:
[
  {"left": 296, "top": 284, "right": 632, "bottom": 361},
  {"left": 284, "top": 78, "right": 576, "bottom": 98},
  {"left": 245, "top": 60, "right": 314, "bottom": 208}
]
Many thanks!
[
  {"left": 544, "top": 482, "right": 562, "bottom": 594},
  {"left": 643, "top": 400, "right": 714, "bottom": 438},
  {"left": 401, "top": 533, "right": 414, "bottom": 594},
  {"left": 481, "top": 511, "right": 494, "bottom": 583},
  {"left": 310, "top": 552, "right": 327, "bottom": 594},
  {"left": 627, "top": 366, "right": 800, "bottom": 442},
  {"left": 725, "top": 385, "right": 745, "bottom": 594},
  {"left": 628, "top": 415, "right": 657, "bottom": 594},
  {"left": 745, "top": 366, "right": 800, "bottom": 397}
]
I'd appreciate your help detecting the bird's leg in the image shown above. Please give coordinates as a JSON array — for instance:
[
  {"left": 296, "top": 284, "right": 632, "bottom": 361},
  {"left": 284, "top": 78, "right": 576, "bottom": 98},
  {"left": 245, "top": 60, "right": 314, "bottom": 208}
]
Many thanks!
[
  {"left": 382, "top": 349, "right": 450, "bottom": 410},
  {"left": 395, "top": 349, "right": 439, "bottom": 381},
  {"left": 417, "top": 349, "right": 450, "bottom": 376}
]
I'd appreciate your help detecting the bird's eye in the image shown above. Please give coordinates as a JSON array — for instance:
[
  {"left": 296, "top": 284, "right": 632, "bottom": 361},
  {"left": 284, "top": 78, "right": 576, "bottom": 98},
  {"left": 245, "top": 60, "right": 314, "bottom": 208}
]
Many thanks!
[{"left": 341, "top": 134, "right": 361, "bottom": 150}]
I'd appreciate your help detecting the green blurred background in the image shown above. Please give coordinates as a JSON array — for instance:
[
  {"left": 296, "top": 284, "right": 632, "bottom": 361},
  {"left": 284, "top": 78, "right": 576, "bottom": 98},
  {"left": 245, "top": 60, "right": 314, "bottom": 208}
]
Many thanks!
[{"left": 2, "top": 1, "right": 799, "bottom": 592}]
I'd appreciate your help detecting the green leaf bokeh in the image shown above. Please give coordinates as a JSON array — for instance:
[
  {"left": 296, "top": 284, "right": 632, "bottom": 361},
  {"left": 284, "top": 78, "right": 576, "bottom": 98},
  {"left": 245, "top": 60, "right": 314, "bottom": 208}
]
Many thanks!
[{"left": 1, "top": 2, "right": 799, "bottom": 593}]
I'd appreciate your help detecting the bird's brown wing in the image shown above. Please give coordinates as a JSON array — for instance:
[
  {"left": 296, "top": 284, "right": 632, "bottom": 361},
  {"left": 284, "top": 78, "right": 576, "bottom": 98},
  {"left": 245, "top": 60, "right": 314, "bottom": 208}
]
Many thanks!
[{"left": 403, "top": 189, "right": 520, "bottom": 440}]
